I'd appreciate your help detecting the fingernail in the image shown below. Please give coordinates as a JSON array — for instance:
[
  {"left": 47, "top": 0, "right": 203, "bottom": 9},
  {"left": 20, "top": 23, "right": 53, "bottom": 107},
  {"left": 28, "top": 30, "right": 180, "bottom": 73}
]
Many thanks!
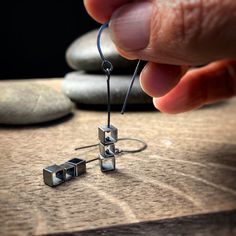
[{"left": 110, "top": 2, "right": 153, "bottom": 51}]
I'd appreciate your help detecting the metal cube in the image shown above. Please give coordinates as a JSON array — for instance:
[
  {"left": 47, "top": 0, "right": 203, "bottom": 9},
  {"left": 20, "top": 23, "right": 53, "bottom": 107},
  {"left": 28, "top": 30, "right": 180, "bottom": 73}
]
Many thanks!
[
  {"left": 43, "top": 164, "right": 65, "bottom": 187},
  {"left": 99, "top": 143, "right": 116, "bottom": 157},
  {"left": 60, "top": 163, "right": 75, "bottom": 181},
  {"left": 66, "top": 158, "right": 86, "bottom": 176},
  {"left": 98, "top": 125, "right": 118, "bottom": 145},
  {"left": 99, "top": 154, "right": 116, "bottom": 172}
]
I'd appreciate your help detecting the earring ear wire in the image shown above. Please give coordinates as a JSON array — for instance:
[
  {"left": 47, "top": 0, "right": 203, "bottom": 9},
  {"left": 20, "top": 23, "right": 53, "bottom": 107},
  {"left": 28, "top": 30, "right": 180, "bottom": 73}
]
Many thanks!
[{"left": 97, "top": 22, "right": 142, "bottom": 115}]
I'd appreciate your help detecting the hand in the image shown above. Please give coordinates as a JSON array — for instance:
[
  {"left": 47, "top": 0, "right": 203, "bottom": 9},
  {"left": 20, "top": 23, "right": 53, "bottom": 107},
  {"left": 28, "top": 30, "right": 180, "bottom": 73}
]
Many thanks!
[{"left": 84, "top": 0, "right": 236, "bottom": 113}]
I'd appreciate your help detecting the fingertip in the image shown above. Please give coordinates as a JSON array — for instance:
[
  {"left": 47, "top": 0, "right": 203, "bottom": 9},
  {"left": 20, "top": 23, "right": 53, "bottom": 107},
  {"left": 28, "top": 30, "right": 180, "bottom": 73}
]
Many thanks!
[
  {"left": 140, "top": 62, "right": 185, "bottom": 98},
  {"left": 84, "top": 0, "right": 134, "bottom": 23},
  {"left": 153, "top": 97, "right": 180, "bottom": 114},
  {"left": 84, "top": 0, "right": 111, "bottom": 23},
  {"left": 109, "top": 1, "right": 153, "bottom": 51}
]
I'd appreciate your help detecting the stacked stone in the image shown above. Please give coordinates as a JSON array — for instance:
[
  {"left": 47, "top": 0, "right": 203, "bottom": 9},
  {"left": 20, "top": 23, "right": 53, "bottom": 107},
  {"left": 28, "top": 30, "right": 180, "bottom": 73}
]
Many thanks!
[
  {"left": 63, "top": 29, "right": 152, "bottom": 106},
  {"left": 98, "top": 125, "right": 118, "bottom": 172}
]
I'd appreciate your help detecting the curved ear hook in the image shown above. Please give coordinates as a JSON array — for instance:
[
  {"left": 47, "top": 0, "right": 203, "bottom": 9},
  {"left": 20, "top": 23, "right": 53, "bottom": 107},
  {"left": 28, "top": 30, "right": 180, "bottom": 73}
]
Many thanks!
[
  {"left": 97, "top": 22, "right": 109, "bottom": 62},
  {"left": 97, "top": 22, "right": 142, "bottom": 115},
  {"left": 97, "top": 22, "right": 113, "bottom": 73}
]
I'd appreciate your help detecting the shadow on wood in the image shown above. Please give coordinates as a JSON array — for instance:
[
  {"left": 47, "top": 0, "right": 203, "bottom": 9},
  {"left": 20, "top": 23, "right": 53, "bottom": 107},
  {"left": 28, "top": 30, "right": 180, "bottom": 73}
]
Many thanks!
[{"left": 44, "top": 209, "right": 236, "bottom": 236}]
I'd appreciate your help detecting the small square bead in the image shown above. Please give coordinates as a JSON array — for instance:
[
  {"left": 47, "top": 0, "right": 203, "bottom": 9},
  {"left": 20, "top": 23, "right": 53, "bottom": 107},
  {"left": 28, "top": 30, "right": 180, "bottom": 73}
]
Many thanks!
[
  {"left": 98, "top": 125, "right": 118, "bottom": 145},
  {"left": 99, "top": 143, "right": 116, "bottom": 157},
  {"left": 99, "top": 155, "right": 116, "bottom": 172},
  {"left": 43, "top": 165, "right": 65, "bottom": 187},
  {"left": 66, "top": 158, "right": 86, "bottom": 177}
]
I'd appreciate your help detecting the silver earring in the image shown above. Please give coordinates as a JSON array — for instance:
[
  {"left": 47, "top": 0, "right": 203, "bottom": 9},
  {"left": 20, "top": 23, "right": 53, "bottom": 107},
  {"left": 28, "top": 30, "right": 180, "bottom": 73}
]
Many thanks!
[{"left": 43, "top": 23, "right": 146, "bottom": 187}]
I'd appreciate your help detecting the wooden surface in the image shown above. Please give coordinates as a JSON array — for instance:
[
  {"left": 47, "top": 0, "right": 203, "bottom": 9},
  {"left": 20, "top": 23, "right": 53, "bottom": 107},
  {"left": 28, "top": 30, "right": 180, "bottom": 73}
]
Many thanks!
[{"left": 0, "top": 79, "right": 236, "bottom": 236}]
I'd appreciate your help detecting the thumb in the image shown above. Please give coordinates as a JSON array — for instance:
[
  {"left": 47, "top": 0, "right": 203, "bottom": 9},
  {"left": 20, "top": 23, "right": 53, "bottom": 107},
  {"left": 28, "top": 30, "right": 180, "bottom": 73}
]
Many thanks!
[{"left": 109, "top": 0, "right": 236, "bottom": 65}]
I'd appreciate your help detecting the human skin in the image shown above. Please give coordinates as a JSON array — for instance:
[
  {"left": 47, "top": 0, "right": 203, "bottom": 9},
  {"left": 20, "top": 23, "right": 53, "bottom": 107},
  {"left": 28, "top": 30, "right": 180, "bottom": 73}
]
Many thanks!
[{"left": 84, "top": 0, "right": 236, "bottom": 113}]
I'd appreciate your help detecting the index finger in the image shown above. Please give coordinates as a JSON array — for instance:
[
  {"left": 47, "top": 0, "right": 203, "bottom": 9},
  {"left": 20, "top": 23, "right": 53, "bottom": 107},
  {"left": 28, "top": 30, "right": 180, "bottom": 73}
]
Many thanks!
[{"left": 84, "top": 0, "right": 132, "bottom": 23}]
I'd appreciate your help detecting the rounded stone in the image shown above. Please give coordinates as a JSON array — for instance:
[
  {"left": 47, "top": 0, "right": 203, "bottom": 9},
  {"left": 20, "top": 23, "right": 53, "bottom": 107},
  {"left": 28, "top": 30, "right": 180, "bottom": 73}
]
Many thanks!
[
  {"left": 66, "top": 29, "right": 137, "bottom": 73},
  {"left": 62, "top": 72, "right": 152, "bottom": 105},
  {"left": 0, "top": 83, "right": 73, "bottom": 125}
]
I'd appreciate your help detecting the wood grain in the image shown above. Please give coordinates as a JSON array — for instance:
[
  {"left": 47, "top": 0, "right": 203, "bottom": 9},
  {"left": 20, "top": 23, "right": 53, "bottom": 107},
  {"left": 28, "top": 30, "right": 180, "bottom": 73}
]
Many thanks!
[{"left": 0, "top": 79, "right": 236, "bottom": 236}]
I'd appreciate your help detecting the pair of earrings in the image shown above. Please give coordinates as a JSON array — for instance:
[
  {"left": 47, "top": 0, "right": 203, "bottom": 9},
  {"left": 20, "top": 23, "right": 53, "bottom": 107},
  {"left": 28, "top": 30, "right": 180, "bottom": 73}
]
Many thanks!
[
  {"left": 43, "top": 124, "right": 118, "bottom": 187},
  {"left": 43, "top": 125, "right": 147, "bottom": 187},
  {"left": 43, "top": 23, "right": 146, "bottom": 187}
]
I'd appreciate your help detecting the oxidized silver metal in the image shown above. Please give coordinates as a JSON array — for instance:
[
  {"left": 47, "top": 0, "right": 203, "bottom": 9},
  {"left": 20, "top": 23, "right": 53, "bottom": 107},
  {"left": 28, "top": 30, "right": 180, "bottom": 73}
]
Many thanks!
[
  {"left": 99, "top": 154, "right": 116, "bottom": 172},
  {"left": 43, "top": 164, "right": 65, "bottom": 187},
  {"left": 66, "top": 158, "right": 86, "bottom": 176},
  {"left": 60, "top": 163, "right": 75, "bottom": 181},
  {"left": 98, "top": 124, "right": 118, "bottom": 172},
  {"left": 99, "top": 143, "right": 116, "bottom": 157},
  {"left": 98, "top": 125, "right": 118, "bottom": 145}
]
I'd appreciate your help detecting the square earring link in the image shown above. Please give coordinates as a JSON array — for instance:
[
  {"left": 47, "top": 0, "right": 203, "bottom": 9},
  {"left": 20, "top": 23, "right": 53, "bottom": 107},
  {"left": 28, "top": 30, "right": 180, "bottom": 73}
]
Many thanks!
[
  {"left": 99, "top": 143, "right": 116, "bottom": 157},
  {"left": 66, "top": 158, "right": 86, "bottom": 177},
  {"left": 43, "top": 165, "right": 65, "bottom": 187},
  {"left": 99, "top": 155, "right": 116, "bottom": 172},
  {"left": 98, "top": 125, "right": 118, "bottom": 145}
]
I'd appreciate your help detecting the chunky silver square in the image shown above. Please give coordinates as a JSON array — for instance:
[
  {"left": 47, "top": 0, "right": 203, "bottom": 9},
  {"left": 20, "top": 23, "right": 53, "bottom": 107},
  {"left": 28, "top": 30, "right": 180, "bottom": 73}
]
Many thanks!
[
  {"left": 99, "top": 143, "right": 116, "bottom": 157},
  {"left": 66, "top": 158, "right": 86, "bottom": 176},
  {"left": 43, "top": 165, "right": 65, "bottom": 187},
  {"left": 99, "top": 155, "right": 116, "bottom": 172},
  {"left": 98, "top": 125, "right": 118, "bottom": 145},
  {"left": 60, "top": 163, "right": 75, "bottom": 181}
]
